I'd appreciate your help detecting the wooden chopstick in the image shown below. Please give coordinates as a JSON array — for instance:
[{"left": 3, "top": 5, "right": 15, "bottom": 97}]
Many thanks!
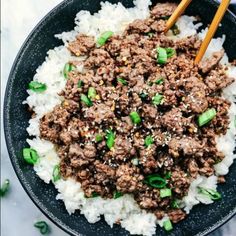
[
  {"left": 165, "top": 0, "right": 192, "bottom": 32},
  {"left": 195, "top": 0, "right": 231, "bottom": 64}
]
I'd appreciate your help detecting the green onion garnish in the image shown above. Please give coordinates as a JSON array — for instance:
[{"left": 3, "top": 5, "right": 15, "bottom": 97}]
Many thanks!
[
  {"left": 198, "top": 187, "right": 221, "bottom": 200},
  {"left": 157, "top": 47, "right": 167, "bottom": 64},
  {"left": 198, "top": 108, "right": 217, "bottom": 127},
  {"left": 171, "top": 199, "right": 180, "bottom": 209},
  {"left": 34, "top": 221, "right": 50, "bottom": 235},
  {"left": 0, "top": 179, "right": 10, "bottom": 197},
  {"left": 63, "top": 63, "right": 75, "bottom": 79},
  {"left": 92, "top": 192, "right": 99, "bottom": 198},
  {"left": 106, "top": 129, "right": 115, "bottom": 149},
  {"left": 234, "top": 115, "right": 236, "bottom": 127},
  {"left": 95, "top": 134, "right": 103, "bottom": 142},
  {"left": 165, "top": 171, "right": 172, "bottom": 179},
  {"left": 129, "top": 111, "right": 141, "bottom": 125},
  {"left": 88, "top": 87, "right": 97, "bottom": 99},
  {"left": 77, "top": 80, "right": 83, "bottom": 88},
  {"left": 147, "top": 32, "right": 154, "bottom": 37},
  {"left": 80, "top": 94, "right": 93, "bottom": 107},
  {"left": 131, "top": 158, "right": 139, "bottom": 166},
  {"left": 144, "top": 135, "right": 154, "bottom": 148},
  {"left": 23, "top": 148, "right": 39, "bottom": 165},
  {"left": 155, "top": 78, "right": 164, "bottom": 85},
  {"left": 152, "top": 93, "right": 163, "bottom": 105},
  {"left": 52, "top": 165, "right": 61, "bottom": 182},
  {"left": 97, "top": 31, "right": 114, "bottom": 46},
  {"left": 139, "top": 92, "right": 148, "bottom": 100},
  {"left": 166, "top": 48, "right": 176, "bottom": 58},
  {"left": 163, "top": 219, "right": 173, "bottom": 231},
  {"left": 171, "top": 24, "right": 180, "bottom": 35},
  {"left": 113, "top": 191, "right": 123, "bottom": 199},
  {"left": 29, "top": 81, "right": 47, "bottom": 93},
  {"left": 162, "top": 16, "right": 170, "bottom": 20},
  {"left": 144, "top": 174, "right": 167, "bottom": 188},
  {"left": 117, "top": 77, "right": 128, "bottom": 85},
  {"left": 160, "top": 188, "right": 172, "bottom": 198}
]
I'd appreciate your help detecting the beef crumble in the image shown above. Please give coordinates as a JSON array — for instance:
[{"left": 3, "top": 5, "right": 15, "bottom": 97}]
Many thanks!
[{"left": 38, "top": 2, "right": 234, "bottom": 224}]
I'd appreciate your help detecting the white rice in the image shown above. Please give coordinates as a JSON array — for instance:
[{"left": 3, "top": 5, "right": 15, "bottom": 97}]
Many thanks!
[{"left": 24, "top": 0, "right": 236, "bottom": 235}]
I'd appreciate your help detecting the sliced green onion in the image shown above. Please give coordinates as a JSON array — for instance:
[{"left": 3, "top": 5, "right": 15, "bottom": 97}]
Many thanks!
[
  {"left": 198, "top": 187, "right": 221, "bottom": 200},
  {"left": 29, "top": 81, "right": 47, "bottom": 93},
  {"left": 23, "top": 148, "right": 39, "bottom": 165},
  {"left": 34, "top": 221, "right": 50, "bottom": 235},
  {"left": 162, "top": 16, "right": 170, "bottom": 20},
  {"left": 198, "top": 108, "right": 217, "bottom": 127},
  {"left": 113, "top": 191, "right": 123, "bottom": 199},
  {"left": 155, "top": 78, "right": 164, "bottom": 85},
  {"left": 97, "top": 31, "right": 114, "bottom": 46},
  {"left": 144, "top": 135, "right": 154, "bottom": 148},
  {"left": 80, "top": 94, "right": 93, "bottom": 107},
  {"left": 95, "top": 134, "right": 103, "bottom": 142},
  {"left": 77, "top": 80, "right": 83, "bottom": 88},
  {"left": 171, "top": 199, "right": 180, "bottom": 209},
  {"left": 165, "top": 171, "right": 172, "bottom": 179},
  {"left": 157, "top": 47, "right": 167, "bottom": 64},
  {"left": 92, "top": 192, "right": 99, "bottom": 198},
  {"left": 205, "top": 189, "right": 222, "bottom": 200},
  {"left": 0, "top": 179, "right": 10, "bottom": 197},
  {"left": 52, "top": 165, "right": 61, "bottom": 182},
  {"left": 88, "top": 87, "right": 97, "bottom": 99},
  {"left": 131, "top": 158, "right": 139, "bottom": 166},
  {"left": 117, "top": 77, "right": 128, "bottom": 85},
  {"left": 166, "top": 48, "right": 176, "bottom": 58},
  {"left": 129, "top": 111, "right": 141, "bottom": 125},
  {"left": 63, "top": 63, "right": 75, "bottom": 79},
  {"left": 152, "top": 93, "right": 163, "bottom": 105},
  {"left": 139, "top": 92, "right": 148, "bottom": 100},
  {"left": 234, "top": 115, "right": 236, "bottom": 127},
  {"left": 163, "top": 219, "right": 173, "bottom": 231},
  {"left": 106, "top": 129, "right": 115, "bottom": 149},
  {"left": 160, "top": 188, "right": 172, "bottom": 198},
  {"left": 145, "top": 175, "right": 167, "bottom": 188},
  {"left": 147, "top": 32, "right": 154, "bottom": 37},
  {"left": 171, "top": 24, "right": 180, "bottom": 35}
]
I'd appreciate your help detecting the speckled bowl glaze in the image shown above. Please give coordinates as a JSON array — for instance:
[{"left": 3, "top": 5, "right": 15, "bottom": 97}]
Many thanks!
[{"left": 4, "top": 0, "right": 236, "bottom": 235}]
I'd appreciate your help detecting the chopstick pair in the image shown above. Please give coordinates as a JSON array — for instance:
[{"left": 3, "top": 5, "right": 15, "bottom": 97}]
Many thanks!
[{"left": 165, "top": 0, "right": 231, "bottom": 64}]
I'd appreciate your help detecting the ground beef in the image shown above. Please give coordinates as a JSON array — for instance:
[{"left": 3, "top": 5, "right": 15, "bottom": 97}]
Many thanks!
[
  {"left": 116, "top": 164, "right": 144, "bottom": 193},
  {"left": 168, "top": 209, "right": 186, "bottom": 223},
  {"left": 68, "top": 34, "right": 95, "bottom": 56},
  {"left": 94, "top": 160, "right": 116, "bottom": 184},
  {"left": 170, "top": 168, "right": 190, "bottom": 197},
  {"left": 198, "top": 50, "right": 224, "bottom": 73},
  {"left": 125, "top": 19, "right": 152, "bottom": 34},
  {"left": 205, "top": 67, "right": 234, "bottom": 93},
  {"left": 162, "top": 108, "right": 190, "bottom": 134},
  {"left": 168, "top": 137, "right": 203, "bottom": 158},
  {"left": 40, "top": 105, "right": 70, "bottom": 143},
  {"left": 112, "top": 135, "right": 136, "bottom": 161},
  {"left": 85, "top": 103, "right": 115, "bottom": 124},
  {"left": 38, "top": 2, "right": 233, "bottom": 225},
  {"left": 150, "top": 3, "right": 177, "bottom": 19},
  {"left": 139, "top": 144, "right": 159, "bottom": 174},
  {"left": 135, "top": 188, "right": 160, "bottom": 209},
  {"left": 181, "top": 76, "right": 208, "bottom": 113}
]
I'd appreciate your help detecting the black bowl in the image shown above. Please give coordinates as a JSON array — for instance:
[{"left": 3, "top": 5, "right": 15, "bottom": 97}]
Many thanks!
[{"left": 4, "top": 0, "right": 236, "bottom": 235}]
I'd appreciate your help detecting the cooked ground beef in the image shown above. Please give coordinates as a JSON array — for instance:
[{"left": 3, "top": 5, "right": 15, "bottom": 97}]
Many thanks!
[{"left": 38, "top": 2, "right": 234, "bottom": 224}]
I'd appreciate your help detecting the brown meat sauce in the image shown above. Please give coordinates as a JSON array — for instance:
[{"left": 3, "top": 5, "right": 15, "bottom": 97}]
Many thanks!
[{"left": 39, "top": 2, "right": 234, "bottom": 223}]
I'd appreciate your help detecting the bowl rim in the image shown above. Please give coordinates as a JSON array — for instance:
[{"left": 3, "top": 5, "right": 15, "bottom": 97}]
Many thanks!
[{"left": 3, "top": 0, "right": 236, "bottom": 235}]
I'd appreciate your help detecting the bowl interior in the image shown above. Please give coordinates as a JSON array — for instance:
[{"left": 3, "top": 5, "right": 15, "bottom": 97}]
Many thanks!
[{"left": 4, "top": 0, "right": 236, "bottom": 235}]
